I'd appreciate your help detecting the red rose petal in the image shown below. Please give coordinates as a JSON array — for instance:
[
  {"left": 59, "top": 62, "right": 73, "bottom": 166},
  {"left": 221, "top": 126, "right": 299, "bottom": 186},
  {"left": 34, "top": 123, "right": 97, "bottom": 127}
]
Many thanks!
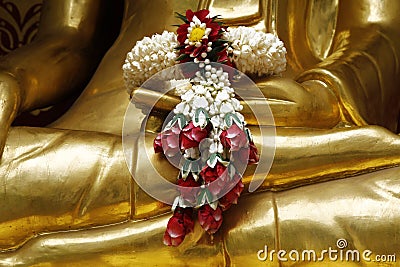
[
  {"left": 191, "top": 45, "right": 205, "bottom": 58},
  {"left": 178, "top": 175, "right": 201, "bottom": 204},
  {"left": 217, "top": 51, "right": 228, "bottom": 62},
  {"left": 219, "top": 179, "right": 244, "bottom": 211},
  {"left": 180, "top": 121, "right": 211, "bottom": 150},
  {"left": 177, "top": 24, "right": 189, "bottom": 35},
  {"left": 225, "top": 124, "right": 248, "bottom": 151},
  {"left": 167, "top": 217, "right": 185, "bottom": 238},
  {"left": 220, "top": 130, "right": 231, "bottom": 149},
  {"left": 195, "top": 9, "right": 210, "bottom": 21},
  {"left": 163, "top": 231, "right": 172, "bottom": 246},
  {"left": 154, "top": 133, "right": 163, "bottom": 153},
  {"left": 198, "top": 205, "right": 223, "bottom": 234},
  {"left": 248, "top": 141, "right": 259, "bottom": 164},
  {"left": 186, "top": 9, "right": 195, "bottom": 21},
  {"left": 177, "top": 24, "right": 190, "bottom": 44}
]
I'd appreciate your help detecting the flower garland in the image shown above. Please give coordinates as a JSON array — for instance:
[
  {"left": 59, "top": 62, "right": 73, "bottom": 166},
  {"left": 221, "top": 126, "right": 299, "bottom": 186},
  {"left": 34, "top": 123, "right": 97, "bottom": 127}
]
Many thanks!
[
  {"left": 157, "top": 63, "right": 259, "bottom": 246},
  {"left": 123, "top": 9, "right": 287, "bottom": 247},
  {"left": 224, "top": 26, "right": 287, "bottom": 76},
  {"left": 123, "top": 31, "right": 178, "bottom": 89},
  {"left": 123, "top": 9, "right": 287, "bottom": 96}
]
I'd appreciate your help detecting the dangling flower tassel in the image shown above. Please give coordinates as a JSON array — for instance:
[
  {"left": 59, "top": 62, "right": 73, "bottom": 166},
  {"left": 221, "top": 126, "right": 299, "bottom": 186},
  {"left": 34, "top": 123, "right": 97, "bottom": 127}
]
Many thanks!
[{"left": 163, "top": 207, "right": 195, "bottom": 247}]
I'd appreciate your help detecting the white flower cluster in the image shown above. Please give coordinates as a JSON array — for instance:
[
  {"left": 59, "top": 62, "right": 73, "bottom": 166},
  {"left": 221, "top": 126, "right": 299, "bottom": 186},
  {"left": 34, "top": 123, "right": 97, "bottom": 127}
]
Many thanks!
[
  {"left": 123, "top": 31, "right": 178, "bottom": 93},
  {"left": 174, "top": 65, "right": 245, "bottom": 154},
  {"left": 168, "top": 79, "right": 192, "bottom": 96},
  {"left": 224, "top": 26, "right": 287, "bottom": 76},
  {"left": 123, "top": 27, "right": 288, "bottom": 96}
]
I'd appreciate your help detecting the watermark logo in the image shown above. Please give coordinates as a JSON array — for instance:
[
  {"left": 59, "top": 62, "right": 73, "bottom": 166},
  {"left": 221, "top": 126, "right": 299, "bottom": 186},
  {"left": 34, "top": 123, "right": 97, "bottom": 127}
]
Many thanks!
[
  {"left": 336, "top": 238, "right": 347, "bottom": 249},
  {"left": 257, "top": 239, "right": 396, "bottom": 263}
]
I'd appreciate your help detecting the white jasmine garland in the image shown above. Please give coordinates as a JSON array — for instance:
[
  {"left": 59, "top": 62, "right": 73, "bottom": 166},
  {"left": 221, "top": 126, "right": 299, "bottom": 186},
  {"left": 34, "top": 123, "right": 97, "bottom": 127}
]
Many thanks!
[
  {"left": 123, "top": 27, "right": 288, "bottom": 96},
  {"left": 175, "top": 66, "right": 247, "bottom": 155},
  {"left": 169, "top": 79, "right": 192, "bottom": 96},
  {"left": 192, "top": 96, "right": 209, "bottom": 109},
  {"left": 224, "top": 26, "right": 287, "bottom": 76},
  {"left": 123, "top": 31, "right": 178, "bottom": 94}
]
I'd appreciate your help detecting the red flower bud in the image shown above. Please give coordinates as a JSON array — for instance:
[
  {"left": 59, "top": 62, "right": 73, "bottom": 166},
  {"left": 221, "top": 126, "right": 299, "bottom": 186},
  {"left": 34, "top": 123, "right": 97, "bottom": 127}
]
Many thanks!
[
  {"left": 177, "top": 174, "right": 201, "bottom": 205},
  {"left": 232, "top": 140, "right": 259, "bottom": 165},
  {"left": 198, "top": 205, "right": 223, "bottom": 234},
  {"left": 200, "top": 162, "right": 226, "bottom": 183},
  {"left": 163, "top": 207, "right": 194, "bottom": 246},
  {"left": 248, "top": 140, "right": 259, "bottom": 164},
  {"left": 200, "top": 162, "right": 229, "bottom": 195},
  {"left": 220, "top": 124, "right": 248, "bottom": 151},
  {"left": 154, "top": 133, "right": 163, "bottom": 153},
  {"left": 180, "top": 121, "right": 211, "bottom": 150},
  {"left": 157, "top": 123, "right": 181, "bottom": 157},
  {"left": 219, "top": 130, "right": 230, "bottom": 148},
  {"left": 219, "top": 179, "right": 244, "bottom": 211}
]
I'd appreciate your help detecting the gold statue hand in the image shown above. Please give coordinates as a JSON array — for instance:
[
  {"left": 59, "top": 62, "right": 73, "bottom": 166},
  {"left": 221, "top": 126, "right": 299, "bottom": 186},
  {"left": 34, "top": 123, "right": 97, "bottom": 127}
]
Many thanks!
[
  {"left": 0, "top": 0, "right": 121, "bottom": 158},
  {"left": 131, "top": 76, "right": 340, "bottom": 129},
  {"left": 237, "top": 77, "right": 340, "bottom": 128},
  {"left": 0, "top": 73, "right": 20, "bottom": 157}
]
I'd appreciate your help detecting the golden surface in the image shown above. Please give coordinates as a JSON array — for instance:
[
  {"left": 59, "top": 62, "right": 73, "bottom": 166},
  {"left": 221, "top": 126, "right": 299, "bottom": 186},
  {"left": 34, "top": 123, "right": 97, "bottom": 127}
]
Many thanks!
[{"left": 0, "top": 0, "right": 399, "bottom": 266}]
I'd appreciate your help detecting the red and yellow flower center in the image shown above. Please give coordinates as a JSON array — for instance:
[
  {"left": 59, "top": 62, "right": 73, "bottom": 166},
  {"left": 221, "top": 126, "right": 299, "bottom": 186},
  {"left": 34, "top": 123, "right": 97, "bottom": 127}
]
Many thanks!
[{"left": 189, "top": 27, "right": 206, "bottom": 42}]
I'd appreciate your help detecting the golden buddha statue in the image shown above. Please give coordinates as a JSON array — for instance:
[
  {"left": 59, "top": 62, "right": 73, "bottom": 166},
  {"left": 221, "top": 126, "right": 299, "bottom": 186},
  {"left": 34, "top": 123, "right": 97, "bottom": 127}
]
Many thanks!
[{"left": 0, "top": 0, "right": 399, "bottom": 266}]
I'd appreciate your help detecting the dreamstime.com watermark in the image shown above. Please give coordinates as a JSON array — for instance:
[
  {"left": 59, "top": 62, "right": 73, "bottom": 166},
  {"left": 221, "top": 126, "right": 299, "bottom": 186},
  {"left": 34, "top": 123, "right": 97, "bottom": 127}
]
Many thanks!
[{"left": 257, "top": 239, "right": 396, "bottom": 263}]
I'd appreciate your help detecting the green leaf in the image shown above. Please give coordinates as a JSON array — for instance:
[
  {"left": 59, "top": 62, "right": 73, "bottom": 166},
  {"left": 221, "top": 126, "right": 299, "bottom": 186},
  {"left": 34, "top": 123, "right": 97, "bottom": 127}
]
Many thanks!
[
  {"left": 224, "top": 114, "right": 233, "bottom": 128},
  {"left": 206, "top": 50, "right": 217, "bottom": 59},
  {"left": 183, "top": 159, "right": 191, "bottom": 172},
  {"left": 207, "top": 153, "right": 218, "bottom": 168},
  {"left": 194, "top": 108, "right": 209, "bottom": 128},
  {"left": 205, "top": 189, "right": 215, "bottom": 204},
  {"left": 213, "top": 39, "right": 229, "bottom": 46},
  {"left": 213, "top": 46, "right": 226, "bottom": 53},
  {"left": 177, "top": 114, "right": 187, "bottom": 129},
  {"left": 197, "top": 190, "right": 207, "bottom": 206},
  {"left": 224, "top": 113, "right": 243, "bottom": 129},
  {"left": 175, "top": 12, "right": 188, "bottom": 23},
  {"left": 245, "top": 127, "right": 252, "bottom": 141},
  {"left": 181, "top": 158, "right": 203, "bottom": 178},
  {"left": 197, "top": 188, "right": 216, "bottom": 206},
  {"left": 164, "top": 114, "right": 187, "bottom": 131},
  {"left": 209, "top": 201, "right": 219, "bottom": 210},
  {"left": 181, "top": 168, "right": 189, "bottom": 179},
  {"left": 192, "top": 172, "right": 199, "bottom": 181},
  {"left": 231, "top": 113, "right": 243, "bottom": 127},
  {"left": 219, "top": 158, "right": 229, "bottom": 167},
  {"left": 175, "top": 45, "right": 186, "bottom": 50},
  {"left": 176, "top": 53, "right": 189, "bottom": 62},
  {"left": 228, "top": 163, "right": 237, "bottom": 181},
  {"left": 191, "top": 160, "right": 200, "bottom": 173},
  {"left": 164, "top": 116, "right": 177, "bottom": 131}
]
